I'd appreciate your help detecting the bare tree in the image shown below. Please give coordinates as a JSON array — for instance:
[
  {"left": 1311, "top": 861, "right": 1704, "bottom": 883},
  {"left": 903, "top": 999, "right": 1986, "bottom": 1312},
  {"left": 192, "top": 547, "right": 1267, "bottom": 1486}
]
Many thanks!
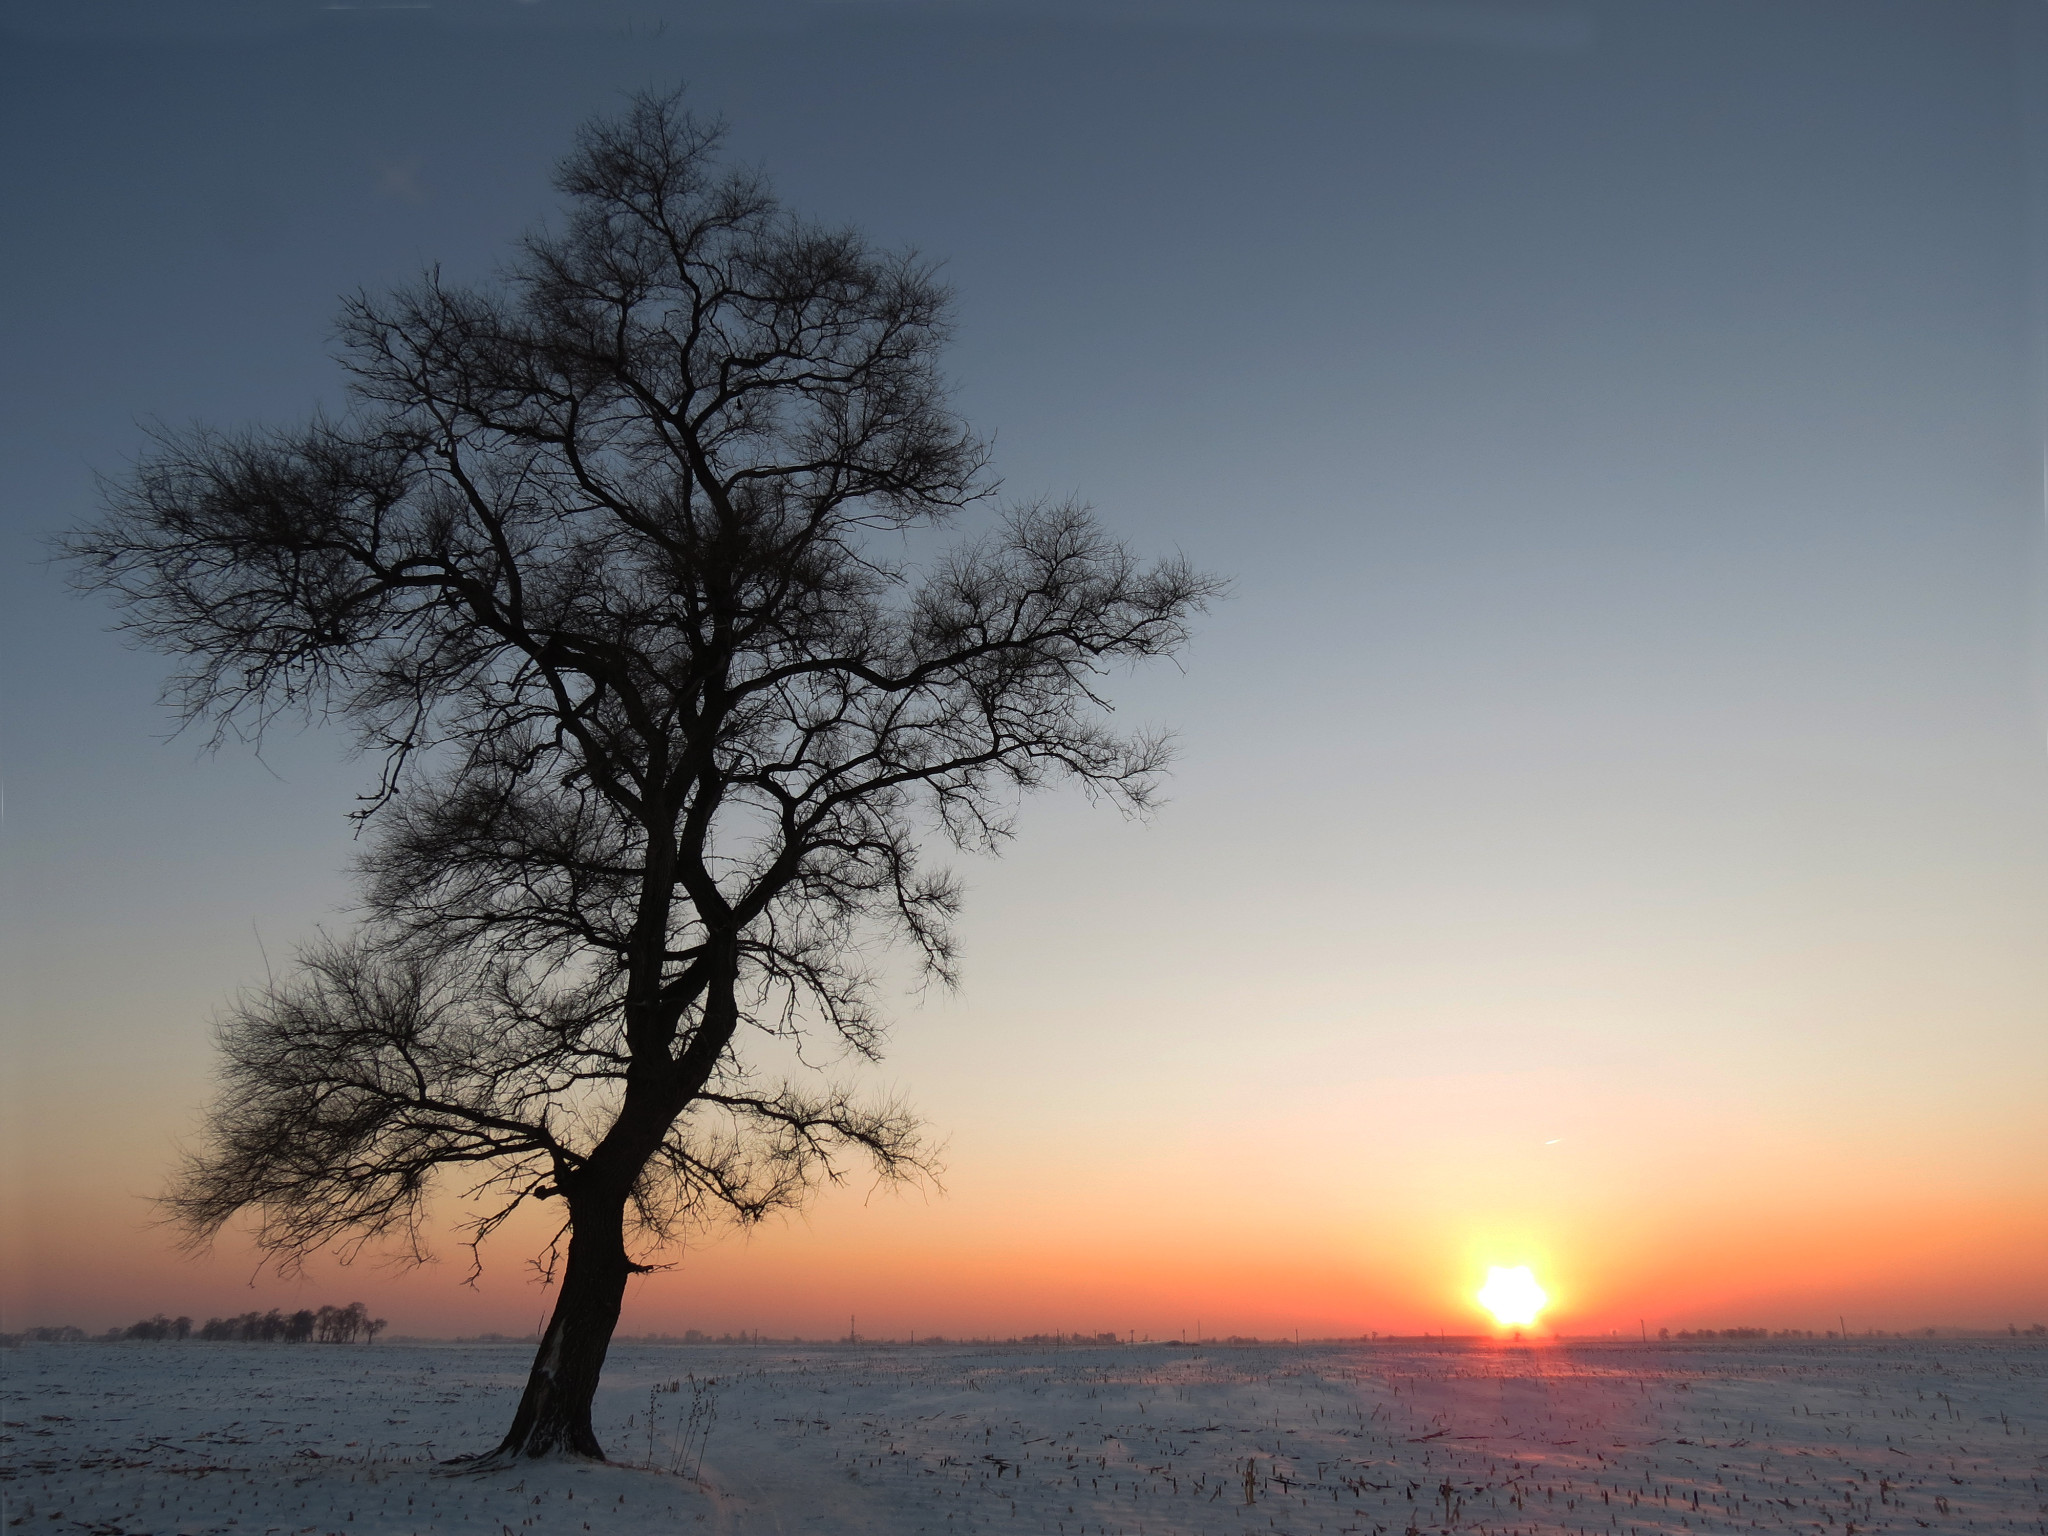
[{"left": 66, "top": 91, "right": 1218, "bottom": 1461}]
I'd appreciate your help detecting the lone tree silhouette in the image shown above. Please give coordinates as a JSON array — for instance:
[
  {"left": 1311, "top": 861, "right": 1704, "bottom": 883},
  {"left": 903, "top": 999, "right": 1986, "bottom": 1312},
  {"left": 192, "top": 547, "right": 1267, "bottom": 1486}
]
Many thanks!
[{"left": 66, "top": 91, "right": 1217, "bottom": 1461}]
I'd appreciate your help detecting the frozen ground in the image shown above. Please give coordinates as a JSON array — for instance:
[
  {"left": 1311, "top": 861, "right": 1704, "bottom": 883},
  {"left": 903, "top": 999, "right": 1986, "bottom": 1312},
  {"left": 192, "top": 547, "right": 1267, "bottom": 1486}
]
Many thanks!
[{"left": 3, "top": 1336, "right": 2043, "bottom": 1535}]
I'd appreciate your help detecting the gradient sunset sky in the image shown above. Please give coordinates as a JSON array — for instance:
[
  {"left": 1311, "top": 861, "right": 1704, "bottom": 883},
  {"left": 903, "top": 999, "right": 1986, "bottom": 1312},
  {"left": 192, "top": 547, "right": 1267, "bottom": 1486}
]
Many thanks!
[{"left": 2, "top": 0, "right": 2045, "bottom": 1341}]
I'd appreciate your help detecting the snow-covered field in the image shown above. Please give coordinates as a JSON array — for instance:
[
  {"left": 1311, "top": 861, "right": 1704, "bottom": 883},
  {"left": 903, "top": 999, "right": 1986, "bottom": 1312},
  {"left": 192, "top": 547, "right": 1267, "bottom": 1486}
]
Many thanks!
[{"left": 4, "top": 1336, "right": 2042, "bottom": 1535}]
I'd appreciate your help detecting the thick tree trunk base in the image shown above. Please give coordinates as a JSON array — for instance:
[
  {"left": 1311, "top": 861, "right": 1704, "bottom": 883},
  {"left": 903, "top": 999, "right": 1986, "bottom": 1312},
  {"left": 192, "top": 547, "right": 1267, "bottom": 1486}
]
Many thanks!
[{"left": 484, "top": 1209, "right": 631, "bottom": 1462}]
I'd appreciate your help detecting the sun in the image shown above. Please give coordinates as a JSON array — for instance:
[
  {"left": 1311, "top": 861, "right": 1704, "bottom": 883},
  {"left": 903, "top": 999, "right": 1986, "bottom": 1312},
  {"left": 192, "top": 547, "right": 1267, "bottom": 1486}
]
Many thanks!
[{"left": 1477, "top": 1265, "right": 1548, "bottom": 1328}]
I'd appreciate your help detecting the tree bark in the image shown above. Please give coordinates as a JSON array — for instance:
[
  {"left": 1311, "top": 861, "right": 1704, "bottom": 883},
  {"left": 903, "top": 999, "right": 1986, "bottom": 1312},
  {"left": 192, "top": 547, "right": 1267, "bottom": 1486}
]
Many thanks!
[
  {"left": 489, "top": 1191, "right": 632, "bottom": 1460},
  {"left": 481, "top": 962, "right": 734, "bottom": 1463}
]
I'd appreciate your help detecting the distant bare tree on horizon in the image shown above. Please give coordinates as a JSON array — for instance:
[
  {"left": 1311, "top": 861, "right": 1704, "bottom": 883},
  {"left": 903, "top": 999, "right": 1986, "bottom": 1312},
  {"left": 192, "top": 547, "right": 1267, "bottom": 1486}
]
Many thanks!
[{"left": 65, "top": 90, "right": 1219, "bottom": 1462}]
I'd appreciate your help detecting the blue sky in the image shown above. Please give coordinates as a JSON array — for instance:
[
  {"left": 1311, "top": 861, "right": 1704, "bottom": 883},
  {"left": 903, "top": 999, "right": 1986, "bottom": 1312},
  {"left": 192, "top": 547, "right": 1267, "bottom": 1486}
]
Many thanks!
[{"left": 3, "top": 0, "right": 2045, "bottom": 1335}]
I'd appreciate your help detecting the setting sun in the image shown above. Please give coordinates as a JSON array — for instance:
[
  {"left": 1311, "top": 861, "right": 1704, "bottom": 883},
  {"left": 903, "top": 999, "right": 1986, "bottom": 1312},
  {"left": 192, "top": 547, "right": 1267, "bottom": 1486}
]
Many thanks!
[{"left": 1478, "top": 1266, "right": 1548, "bottom": 1327}]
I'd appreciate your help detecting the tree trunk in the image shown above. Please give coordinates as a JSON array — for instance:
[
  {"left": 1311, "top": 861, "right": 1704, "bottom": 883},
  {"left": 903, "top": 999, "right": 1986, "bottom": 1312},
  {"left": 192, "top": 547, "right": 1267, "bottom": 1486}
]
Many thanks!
[
  {"left": 489, "top": 1192, "right": 632, "bottom": 1460},
  {"left": 484, "top": 972, "right": 733, "bottom": 1463}
]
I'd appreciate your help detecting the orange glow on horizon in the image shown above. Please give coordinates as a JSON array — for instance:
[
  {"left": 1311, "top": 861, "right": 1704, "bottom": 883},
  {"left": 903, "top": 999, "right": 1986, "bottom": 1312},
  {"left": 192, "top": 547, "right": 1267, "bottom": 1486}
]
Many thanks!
[{"left": 6, "top": 1093, "right": 2047, "bottom": 1339}]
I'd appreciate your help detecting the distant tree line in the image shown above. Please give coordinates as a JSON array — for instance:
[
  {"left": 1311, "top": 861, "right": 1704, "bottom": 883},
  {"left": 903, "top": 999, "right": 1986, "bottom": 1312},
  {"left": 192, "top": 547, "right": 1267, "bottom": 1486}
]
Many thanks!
[
  {"left": 1654, "top": 1326, "right": 2048, "bottom": 1341},
  {"left": 2, "top": 1302, "right": 385, "bottom": 1346},
  {"left": 1659, "top": 1328, "right": 1834, "bottom": 1340},
  {"left": 198, "top": 1303, "right": 387, "bottom": 1342},
  {"left": 116, "top": 1315, "right": 193, "bottom": 1340}
]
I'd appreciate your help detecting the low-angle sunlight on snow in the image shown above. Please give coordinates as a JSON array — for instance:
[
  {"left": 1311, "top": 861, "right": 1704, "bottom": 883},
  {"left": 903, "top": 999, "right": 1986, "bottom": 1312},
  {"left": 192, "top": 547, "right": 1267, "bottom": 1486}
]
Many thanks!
[{"left": 1478, "top": 1265, "right": 1548, "bottom": 1327}]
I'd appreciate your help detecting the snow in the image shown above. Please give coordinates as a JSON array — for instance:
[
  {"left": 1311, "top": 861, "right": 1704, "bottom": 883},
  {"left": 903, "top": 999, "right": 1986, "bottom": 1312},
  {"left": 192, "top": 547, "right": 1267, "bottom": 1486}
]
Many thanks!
[{"left": 4, "top": 1336, "right": 2043, "bottom": 1534}]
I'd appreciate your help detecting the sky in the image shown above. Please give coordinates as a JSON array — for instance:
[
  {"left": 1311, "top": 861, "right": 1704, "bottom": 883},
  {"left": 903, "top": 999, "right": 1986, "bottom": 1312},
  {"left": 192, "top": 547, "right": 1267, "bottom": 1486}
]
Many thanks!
[{"left": 2, "top": 0, "right": 2045, "bottom": 1342}]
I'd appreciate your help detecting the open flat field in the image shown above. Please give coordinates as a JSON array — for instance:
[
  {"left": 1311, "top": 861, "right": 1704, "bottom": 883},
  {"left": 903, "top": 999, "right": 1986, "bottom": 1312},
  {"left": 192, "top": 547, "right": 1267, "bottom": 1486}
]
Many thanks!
[{"left": 3, "top": 1337, "right": 2042, "bottom": 1535}]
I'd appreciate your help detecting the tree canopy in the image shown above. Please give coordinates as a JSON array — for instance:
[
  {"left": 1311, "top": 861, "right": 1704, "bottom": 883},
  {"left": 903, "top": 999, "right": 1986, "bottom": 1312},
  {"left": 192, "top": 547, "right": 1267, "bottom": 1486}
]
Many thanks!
[{"left": 67, "top": 89, "right": 1219, "bottom": 1458}]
